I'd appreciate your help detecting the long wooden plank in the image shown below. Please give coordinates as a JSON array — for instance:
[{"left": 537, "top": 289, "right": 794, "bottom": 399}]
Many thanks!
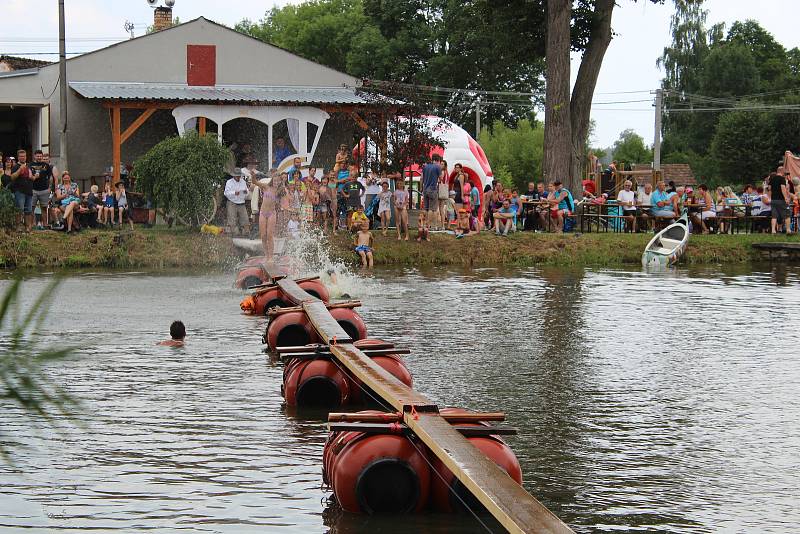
[
  {"left": 296, "top": 282, "right": 573, "bottom": 533},
  {"left": 328, "top": 412, "right": 506, "bottom": 424},
  {"left": 276, "top": 278, "right": 317, "bottom": 305},
  {"left": 329, "top": 422, "right": 518, "bottom": 437},
  {"left": 408, "top": 414, "right": 572, "bottom": 534}
]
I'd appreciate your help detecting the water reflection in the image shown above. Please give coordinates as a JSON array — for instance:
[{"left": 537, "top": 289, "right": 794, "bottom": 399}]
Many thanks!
[{"left": 1, "top": 265, "right": 799, "bottom": 533}]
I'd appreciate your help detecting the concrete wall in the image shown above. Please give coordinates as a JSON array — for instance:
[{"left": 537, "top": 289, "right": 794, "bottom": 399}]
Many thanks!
[{"left": 0, "top": 17, "right": 362, "bottom": 179}]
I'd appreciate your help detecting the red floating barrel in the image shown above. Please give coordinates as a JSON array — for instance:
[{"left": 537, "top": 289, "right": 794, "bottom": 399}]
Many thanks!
[
  {"left": 323, "top": 412, "right": 431, "bottom": 514},
  {"left": 247, "top": 287, "right": 290, "bottom": 316},
  {"left": 235, "top": 266, "right": 268, "bottom": 289},
  {"left": 429, "top": 408, "right": 523, "bottom": 514},
  {"left": 329, "top": 308, "right": 368, "bottom": 342},
  {"left": 283, "top": 356, "right": 351, "bottom": 407},
  {"left": 266, "top": 311, "right": 319, "bottom": 348},
  {"left": 350, "top": 339, "right": 413, "bottom": 404},
  {"left": 297, "top": 279, "right": 331, "bottom": 303}
]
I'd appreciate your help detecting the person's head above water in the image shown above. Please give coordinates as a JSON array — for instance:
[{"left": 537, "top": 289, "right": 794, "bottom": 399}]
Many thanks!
[{"left": 170, "top": 320, "right": 186, "bottom": 340}]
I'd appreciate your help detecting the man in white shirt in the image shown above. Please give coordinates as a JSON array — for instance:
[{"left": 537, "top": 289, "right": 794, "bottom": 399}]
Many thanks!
[
  {"left": 224, "top": 167, "right": 250, "bottom": 236},
  {"left": 617, "top": 179, "right": 637, "bottom": 232},
  {"left": 637, "top": 181, "right": 653, "bottom": 231}
]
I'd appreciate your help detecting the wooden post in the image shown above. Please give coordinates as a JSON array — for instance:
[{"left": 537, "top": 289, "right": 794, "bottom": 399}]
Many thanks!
[
  {"left": 112, "top": 105, "right": 121, "bottom": 184},
  {"left": 199, "top": 117, "right": 206, "bottom": 136}
]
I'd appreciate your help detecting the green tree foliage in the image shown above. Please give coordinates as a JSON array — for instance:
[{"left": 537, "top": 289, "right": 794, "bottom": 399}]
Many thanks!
[
  {"left": 660, "top": 9, "right": 799, "bottom": 183},
  {"left": 710, "top": 111, "right": 777, "bottom": 183},
  {"left": 133, "top": 132, "right": 230, "bottom": 227},
  {"left": 479, "top": 119, "right": 544, "bottom": 191},
  {"left": 1, "top": 278, "right": 80, "bottom": 462},
  {"left": 236, "top": 0, "right": 546, "bottom": 129},
  {"left": 611, "top": 129, "right": 652, "bottom": 165}
]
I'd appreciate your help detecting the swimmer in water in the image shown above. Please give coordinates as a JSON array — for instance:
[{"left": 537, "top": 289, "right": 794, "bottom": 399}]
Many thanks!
[
  {"left": 157, "top": 320, "right": 186, "bottom": 347},
  {"left": 326, "top": 268, "right": 351, "bottom": 299}
]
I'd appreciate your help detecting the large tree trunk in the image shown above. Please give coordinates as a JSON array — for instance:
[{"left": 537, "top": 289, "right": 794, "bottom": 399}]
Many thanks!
[
  {"left": 543, "top": 0, "right": 572, "bottom": 187},
  {"left": 570, "top": 0, "right": 615, "bottom": 193}
]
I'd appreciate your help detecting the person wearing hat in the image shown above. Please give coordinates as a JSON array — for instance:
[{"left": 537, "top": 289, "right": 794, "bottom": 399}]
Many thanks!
[{"left": 224, "top": 167, "right": 251, "bottom": 236}]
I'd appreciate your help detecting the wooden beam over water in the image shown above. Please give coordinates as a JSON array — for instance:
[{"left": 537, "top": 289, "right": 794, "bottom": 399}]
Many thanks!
[{"left": 269, "top": 269, "right": 573, "bottom": 532}]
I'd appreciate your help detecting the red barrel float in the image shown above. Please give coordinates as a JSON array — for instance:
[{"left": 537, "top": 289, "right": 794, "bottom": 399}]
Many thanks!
[
  {"left": 429, "top": 408, "right": 522, "bottom": 514},
  {"left": 297, "top": 279, "right": 331, "bottom": 303},
  {"left": 323, "top": 412, "right": 431, "bottom": 514},
  {"left": 329, "top": 308, "right": 368, "bottom": 342},
  {"left": 283, "top": 356, "right": 350, "bottom": 407},
  {"left": 350, "top": 339, "right": 413, "bottom": 404},
  {"left": 265, "top": 311, "right": 319, "bottom": 348},
  {"left": 235, "top": 266, "right": 268, "bottom": 289},
  {"left": 248, "top": 287, "right": 290, "bottom": 316}
]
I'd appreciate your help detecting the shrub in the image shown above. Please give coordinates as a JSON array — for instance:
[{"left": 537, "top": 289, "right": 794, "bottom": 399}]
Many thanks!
[
  {"left": 133, "top": 132, "right": 230, "bottom": 227},
  {"left": 0, "top": 188, "right": 18, "bottom": 229}
]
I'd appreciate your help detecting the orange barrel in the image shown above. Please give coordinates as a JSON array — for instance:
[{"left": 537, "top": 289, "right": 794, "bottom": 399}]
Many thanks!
[
  {"left": 328, "top": 308, "right": 368, "bottom": 342},
  {"left": 250, "top": 287, "right": 290, "bottom": 316},
  {"left": 282, "top": 356, "right": 350, "bottom": 407},
  {"left": 296, "top": 279, "right": 331, "bottom": 303},
  {"left": 265, "top": 311, "right": 319, "bottom": 349},
  {"left": 350, "top": 339, "right": 413, "bottom": 404},
  {"left": 235, "top": 266, "right": 268, "bottom": 289},
  {"left": 323, "top": 412, "right": 431, "bottom": 514},
  {"left": 429, "top": 408, "right": 522, "bottom": 514}
]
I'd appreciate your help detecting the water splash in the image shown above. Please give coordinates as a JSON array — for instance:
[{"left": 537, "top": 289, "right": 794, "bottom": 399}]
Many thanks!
[{"left": 279, "top": 227, "right": 379, "bottom": 300}]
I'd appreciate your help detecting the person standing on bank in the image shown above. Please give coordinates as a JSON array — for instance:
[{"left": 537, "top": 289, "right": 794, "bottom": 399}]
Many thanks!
[
  {"left": 9, "top": 149, "right": 34, "bottom": 232},
  {"left": 770, "top": 168, "right": 792, "bottom": 234},
  {"left": 422, "top": 154, "right": 442, "bottom": 230},
  {"left": 29, "top": 150, "right": 52, "bottom": 229},
  {"left": 224, "top": 168, "right": 250, "bottom": 236}
]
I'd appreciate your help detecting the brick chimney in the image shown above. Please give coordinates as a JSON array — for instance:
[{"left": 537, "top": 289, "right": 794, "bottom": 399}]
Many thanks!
[{"left": 153, "top": 6, "right": 173, "bottom": 32}]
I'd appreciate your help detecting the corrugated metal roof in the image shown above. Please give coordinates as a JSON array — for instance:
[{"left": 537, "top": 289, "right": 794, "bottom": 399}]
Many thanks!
[{"left": 68, "top": 81, "right": 369, "bottom": 104}]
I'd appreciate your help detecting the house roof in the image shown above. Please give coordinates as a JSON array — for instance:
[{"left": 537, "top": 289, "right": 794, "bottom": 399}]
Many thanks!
[
  {"left": 0, "top": 55, "right": 52, "bottom": 71},
  {"left": 69, "top": 81, "right": 370, "bottom": 105},
  {"left": 633, "top": 163, "right": 696, "bottom": 185}
]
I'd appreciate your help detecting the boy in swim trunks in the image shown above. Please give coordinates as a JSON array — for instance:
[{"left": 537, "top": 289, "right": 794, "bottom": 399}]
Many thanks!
[{"left": 353, "top": 220, "right": 374, "bottom": 268}]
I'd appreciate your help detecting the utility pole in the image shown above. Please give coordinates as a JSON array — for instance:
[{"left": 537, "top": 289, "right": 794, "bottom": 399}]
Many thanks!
[
  {"left": 653, "top": 88, "right": 662, "bottom": 171},
  {"left": 58, "top": 0, "right": 68, "bottom": 171},
  {"left": 475, "top": 97, "right": 481, "bottom": 139}
]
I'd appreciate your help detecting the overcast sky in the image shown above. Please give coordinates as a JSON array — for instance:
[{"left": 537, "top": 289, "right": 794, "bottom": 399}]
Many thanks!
[{"left": 3, "top": 0, "right": 797, "bottom": 147}]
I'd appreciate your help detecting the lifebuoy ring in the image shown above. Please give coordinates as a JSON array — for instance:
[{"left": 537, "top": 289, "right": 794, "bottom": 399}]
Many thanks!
[{"left": 265, "top": 311, "right": 320, "bottom": 349}]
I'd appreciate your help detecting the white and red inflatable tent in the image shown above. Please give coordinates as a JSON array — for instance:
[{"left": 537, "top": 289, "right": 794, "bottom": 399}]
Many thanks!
[{"left": 354, "top": 116, "right": 493, "bottom": 203}]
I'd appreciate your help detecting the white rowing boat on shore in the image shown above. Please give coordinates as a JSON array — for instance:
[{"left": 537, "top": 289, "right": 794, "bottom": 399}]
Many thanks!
[{"left": 642, "top": 211, "right": 689, "bottom": 267}]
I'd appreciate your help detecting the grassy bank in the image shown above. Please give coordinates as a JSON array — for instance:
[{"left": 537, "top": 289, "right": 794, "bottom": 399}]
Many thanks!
[
  {"left": 327, "top": 231, "right": 800, "bottom": 267},
  {"left": 0, "top": 227, "right": 236, "bottom": 270},
  {"left": 1, "top": 226, "right": 797, "bottom": 270}
]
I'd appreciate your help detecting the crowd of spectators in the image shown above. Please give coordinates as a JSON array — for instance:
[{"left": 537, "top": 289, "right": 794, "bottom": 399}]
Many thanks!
[{"left": 1, "top": 148, "right": 137, "bottom": 234}]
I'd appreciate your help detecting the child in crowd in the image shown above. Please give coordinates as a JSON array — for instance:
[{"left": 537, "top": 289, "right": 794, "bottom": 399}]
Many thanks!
[
  {"left": 115, "top": 182, "right": 134, "bottom": 230},
  {"left": 287, "top": 212, "right": 301, "bottom": 238},
  {"left": 416, "top": 211, "right": 429, "bottom": 242},
  {"left": 157, "top": 320, "right": 186, "bottom": 347},
  {"left": 377, "top": 181, "right": 393, "bottom": 236},
  {"left": 353, "top": 220, "right": 374, "bottom": 268},
  {"left": 455, "top": 208, "right": 473, "bottom": 238},
  {"left": 100, "top": 181, "right": 115, "bottom": 226},
  {"left": 350, "top": 204, "right": 369, "bottom": 232},
  {"left": 443, "top": 190, "right": 457, "bottom": 227},
  {"left": 394, "top": 180, "right": 409, "bottom": 241}
]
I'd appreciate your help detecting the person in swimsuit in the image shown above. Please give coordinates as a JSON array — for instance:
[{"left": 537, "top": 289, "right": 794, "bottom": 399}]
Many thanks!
[
  {"left": 253, "top": 176, "right": 278, "bottom": 258},
  {"left": 353, "top": 220, "right": 374, "bottom": 268},
  {"left": 318, "top": 177, "right": 331, "bottom": 232},
  {"left": 393, "top": 180, "right": 409, "bottom": 240}
]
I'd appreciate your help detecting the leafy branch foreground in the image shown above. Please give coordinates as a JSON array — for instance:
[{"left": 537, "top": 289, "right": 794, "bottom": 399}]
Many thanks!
[{"left": 0, "top": 279, "right": 81, "bottom": 463}]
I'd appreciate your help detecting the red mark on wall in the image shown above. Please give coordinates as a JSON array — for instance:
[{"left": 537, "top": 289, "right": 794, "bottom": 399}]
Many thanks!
[{"left": 187, "top": 45, "right": 216, "bottom": 86}]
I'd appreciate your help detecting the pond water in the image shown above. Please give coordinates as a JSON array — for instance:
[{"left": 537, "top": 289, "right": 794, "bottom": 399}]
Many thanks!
[{"left": 1, "top": 263, "right": 799, "bottom": 533}]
